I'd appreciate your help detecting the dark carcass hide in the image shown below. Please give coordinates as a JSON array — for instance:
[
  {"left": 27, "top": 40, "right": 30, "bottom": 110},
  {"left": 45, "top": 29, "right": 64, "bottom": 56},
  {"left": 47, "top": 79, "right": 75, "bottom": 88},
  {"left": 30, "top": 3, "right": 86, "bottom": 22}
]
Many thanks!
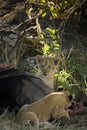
[{"left": 0, "top": 68, "right": 53, "bottom": 113}]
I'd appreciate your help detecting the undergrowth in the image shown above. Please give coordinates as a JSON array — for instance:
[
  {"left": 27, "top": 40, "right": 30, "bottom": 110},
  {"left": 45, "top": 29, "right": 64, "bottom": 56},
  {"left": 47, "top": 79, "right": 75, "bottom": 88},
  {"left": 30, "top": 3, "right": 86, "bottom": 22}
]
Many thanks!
[{"left": 54, "top": 49, "right": 87, "bottom": 95}]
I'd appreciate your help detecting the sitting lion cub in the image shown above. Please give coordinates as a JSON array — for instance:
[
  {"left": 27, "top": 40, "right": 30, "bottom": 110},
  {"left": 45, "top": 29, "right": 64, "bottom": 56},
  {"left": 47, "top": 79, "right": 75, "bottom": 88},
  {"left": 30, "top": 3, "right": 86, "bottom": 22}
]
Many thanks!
[
  {"left": 13, "top": 90, "right": 72, "bottom": 126},
  {"left": 36, "top": 55, "right": 59, "bottom": 89}
]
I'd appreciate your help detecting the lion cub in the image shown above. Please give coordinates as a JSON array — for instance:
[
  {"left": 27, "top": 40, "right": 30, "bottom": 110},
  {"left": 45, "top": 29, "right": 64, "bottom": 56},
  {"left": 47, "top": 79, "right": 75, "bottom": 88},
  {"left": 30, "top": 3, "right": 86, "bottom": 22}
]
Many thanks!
[
  {"left": 13, "top": 90, "right": 72, "bottom": 126},
  {"left": 36, "top": 55, "right": 59, "bottom": 89}
]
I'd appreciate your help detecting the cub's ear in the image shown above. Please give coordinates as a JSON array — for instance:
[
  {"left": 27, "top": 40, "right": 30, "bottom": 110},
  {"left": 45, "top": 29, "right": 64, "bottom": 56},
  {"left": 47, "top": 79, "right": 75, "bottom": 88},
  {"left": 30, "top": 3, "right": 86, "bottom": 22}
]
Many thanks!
[
  {"left": 53, "top": 57, "right": 59, "bottom": 66},
  {"left": 69, "top": 95, "right": 73, "bottom": 101},
  {"left": 36, "top": 55, "right": 42, "bottom": 63},
  {"left": 57, "top": 87, "right": 64, "bottom": 92}
]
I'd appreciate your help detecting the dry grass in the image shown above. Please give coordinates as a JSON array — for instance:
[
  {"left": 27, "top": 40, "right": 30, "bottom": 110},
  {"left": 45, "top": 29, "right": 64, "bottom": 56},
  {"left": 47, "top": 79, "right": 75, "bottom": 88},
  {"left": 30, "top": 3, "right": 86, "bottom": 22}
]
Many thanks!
[{"left": 0, "top": 110, "right": 87, "bottom": 130}]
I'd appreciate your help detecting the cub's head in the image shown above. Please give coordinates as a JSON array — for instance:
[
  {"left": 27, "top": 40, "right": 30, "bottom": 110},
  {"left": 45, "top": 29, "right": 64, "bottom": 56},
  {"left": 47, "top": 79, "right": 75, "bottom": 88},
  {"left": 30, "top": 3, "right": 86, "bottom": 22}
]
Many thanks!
[
  {"left": 57, "top": 87, "right": 73, "bottom": 108},
  {"left": 63, "top": 91, "right": 73, "bottom": 108},
  {"left": 36, "top": 55, "right": 59, "bottom": 76}
]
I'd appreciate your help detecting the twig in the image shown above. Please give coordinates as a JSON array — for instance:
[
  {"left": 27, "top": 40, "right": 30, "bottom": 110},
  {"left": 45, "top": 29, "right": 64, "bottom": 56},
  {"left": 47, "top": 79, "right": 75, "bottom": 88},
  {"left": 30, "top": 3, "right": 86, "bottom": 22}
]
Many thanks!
[
  {"left": 12, "top": 13, "right": 40, "bottom": 31},
  {"left": 20, "top": 26, "right": 37, "bottom": 35}
]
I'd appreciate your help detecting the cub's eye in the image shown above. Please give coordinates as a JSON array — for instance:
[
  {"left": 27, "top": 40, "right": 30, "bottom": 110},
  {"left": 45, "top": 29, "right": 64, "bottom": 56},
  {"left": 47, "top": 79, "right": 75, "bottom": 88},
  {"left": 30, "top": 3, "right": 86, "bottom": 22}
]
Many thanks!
[
  {"left": 48, "top": 65, "right": 51, "bottom": 68},
  {"left": 41, "top": 65, "right": 44, "bottom": 67}
]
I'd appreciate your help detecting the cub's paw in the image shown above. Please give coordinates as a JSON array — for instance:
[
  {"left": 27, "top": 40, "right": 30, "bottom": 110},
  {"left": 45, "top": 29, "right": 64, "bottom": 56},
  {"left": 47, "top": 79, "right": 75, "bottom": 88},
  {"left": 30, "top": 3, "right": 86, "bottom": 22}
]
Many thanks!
[
  {"left": 55, "top": 116, "right": 70, "bottom": 126},
  {"left": 59, "top": 116, "right": 70, "bottom": 126}
]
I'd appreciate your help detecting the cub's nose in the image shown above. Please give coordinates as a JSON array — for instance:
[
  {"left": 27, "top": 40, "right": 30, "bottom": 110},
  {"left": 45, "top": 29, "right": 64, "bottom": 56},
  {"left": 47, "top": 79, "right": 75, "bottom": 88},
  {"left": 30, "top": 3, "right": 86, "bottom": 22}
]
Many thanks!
[{"left": 43, "top": 72, "right": 48, "bottom": 76}]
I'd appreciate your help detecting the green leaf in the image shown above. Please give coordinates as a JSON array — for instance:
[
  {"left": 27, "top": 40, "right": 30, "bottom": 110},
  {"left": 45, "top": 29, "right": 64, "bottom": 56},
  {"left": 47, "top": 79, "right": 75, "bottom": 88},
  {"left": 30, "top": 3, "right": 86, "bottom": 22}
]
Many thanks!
[
  {"left": 39, "top": 9, "right": 47, "bottom": 17},
  {"left": 53, "top": 41, "right": 59, "bottom": 47},
  {"left": 42, "top": 12, "right": 47, "bottom": 17},
  {"left": 43, "top": 44, "right": 50, "bottom": 54},
  {"left": 51, "top": 35, "right": 56, "bottom": 39},
  {"left": 46, "top": 28, "right": 56, "bottom": 34},
  {"left": 41, "top": 0, "right": 46, "bottom": 3}
]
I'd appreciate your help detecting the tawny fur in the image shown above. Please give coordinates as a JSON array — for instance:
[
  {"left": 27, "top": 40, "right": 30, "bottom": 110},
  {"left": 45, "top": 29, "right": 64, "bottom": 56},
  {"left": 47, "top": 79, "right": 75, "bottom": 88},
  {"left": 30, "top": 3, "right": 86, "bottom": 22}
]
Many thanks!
[
  {"left": 13, "top": 91, "right": 72, "bottom": 125},
  {"left": 36, "top": 55, "right": 59, "bottom": 89}
]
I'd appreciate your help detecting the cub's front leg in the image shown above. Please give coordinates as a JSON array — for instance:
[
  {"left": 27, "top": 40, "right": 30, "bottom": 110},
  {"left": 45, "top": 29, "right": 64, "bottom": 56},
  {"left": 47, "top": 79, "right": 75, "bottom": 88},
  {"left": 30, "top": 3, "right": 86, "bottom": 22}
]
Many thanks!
[{"left": 52, "top": 108, "right": 70, "bottom": 126}]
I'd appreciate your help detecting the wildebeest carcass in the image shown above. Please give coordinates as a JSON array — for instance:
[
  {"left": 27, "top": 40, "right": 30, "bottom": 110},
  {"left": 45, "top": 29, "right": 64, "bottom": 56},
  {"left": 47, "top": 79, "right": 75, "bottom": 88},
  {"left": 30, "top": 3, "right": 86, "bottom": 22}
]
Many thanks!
[{"left": 0, "top": 68, "right": 53, "bottom": 113}]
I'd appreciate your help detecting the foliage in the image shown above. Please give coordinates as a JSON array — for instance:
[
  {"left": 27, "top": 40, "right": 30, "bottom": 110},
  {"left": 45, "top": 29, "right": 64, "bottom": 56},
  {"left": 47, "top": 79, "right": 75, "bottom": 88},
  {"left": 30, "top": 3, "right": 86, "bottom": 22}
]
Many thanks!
[
  {"left": 42, "top": 28, "right": 59, "bottom": 55},
  {"left": 55, "top": 51, "right": 87, "bottom": 94},
  {"left": 26, "top": 0, "right": 78, "bottom": 19}
]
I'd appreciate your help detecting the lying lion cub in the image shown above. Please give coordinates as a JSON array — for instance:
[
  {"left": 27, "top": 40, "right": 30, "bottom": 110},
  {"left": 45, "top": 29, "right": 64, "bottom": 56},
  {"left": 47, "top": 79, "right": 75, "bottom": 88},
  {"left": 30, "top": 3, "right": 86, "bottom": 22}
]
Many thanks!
[
  {"left": 36, "top": 55, "right": 59, "bottom": 89},
  {"left": 13, "top": 90, "right": 72, "bottom": 126}
]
